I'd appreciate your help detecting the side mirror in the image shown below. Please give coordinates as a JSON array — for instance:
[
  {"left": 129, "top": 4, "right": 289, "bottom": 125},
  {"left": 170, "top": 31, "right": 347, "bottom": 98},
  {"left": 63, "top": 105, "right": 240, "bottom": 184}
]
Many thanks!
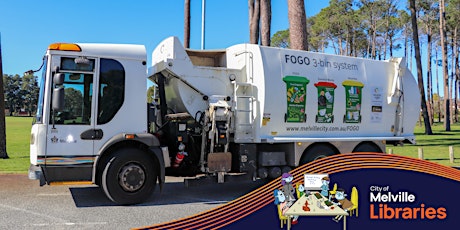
[
  {"left": 54, "top": 73, "right": 65, "bottom": 85},
  {"left": 52, "top": 87, "right": 65, "bottom": 112}
]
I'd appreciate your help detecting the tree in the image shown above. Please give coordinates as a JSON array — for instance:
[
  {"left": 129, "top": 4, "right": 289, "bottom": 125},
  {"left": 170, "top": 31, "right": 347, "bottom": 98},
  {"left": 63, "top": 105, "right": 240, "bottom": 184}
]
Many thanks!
[
  {"left": 64, "top": 88, "right": 83, "bottom": 117},
  {"left": 381, "top": 0, "right": 403, "bottom": 59},
  {"left": 399, "top": 9, "right": 413, "bottom": 70},
  {"left": 3, "top": 74, "right": 22, "bottom": 115},
  {"left": 22, "top": 74, "right": 39, "bottom": 116},
  {"left": 446, "top": 0, "right": 460, "bottom": 123},
  {"left": 271, "top": 29, "right": 290, "bottom": 48},
  {"left": 409, "top": 0, "right": 432, "bottom": 134},
  {"left": 0, "top": 35, "right": 8, "bottom": 158},
  {"left": 287, "top": 0, "right": 308, "bottom": 50},
  {"left": 184, "top": 0, "right": 191, "bottom": 48},
  {"left": 248, "top": 0, "right": 271, "bottom": 46},
  {"left": 357, "top": 0, "right": 385, "bottom": 59},
  {"left": 260, "top": 0, "right": 271, "bottom": 46},
  {"left": 249, "top": 0, "right": 260, "bottom": 44},
  {"left": 439, "top": 0, "right": 450, "bottom": 131},
  {"left": 418, "top": 0, "right": 439, "bottom": 125}
]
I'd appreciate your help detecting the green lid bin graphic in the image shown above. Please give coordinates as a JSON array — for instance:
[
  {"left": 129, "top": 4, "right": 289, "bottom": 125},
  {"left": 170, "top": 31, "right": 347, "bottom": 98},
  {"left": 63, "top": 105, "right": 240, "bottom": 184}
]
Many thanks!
[
  {"left": 314, "top": 82, "right": 337, "bottom": 123},
  {"left": 283, "top": 76, "right": 309, "bottom": 123},
  {"left": 342, "top": 80, "right": 364, "bottom": 123}
]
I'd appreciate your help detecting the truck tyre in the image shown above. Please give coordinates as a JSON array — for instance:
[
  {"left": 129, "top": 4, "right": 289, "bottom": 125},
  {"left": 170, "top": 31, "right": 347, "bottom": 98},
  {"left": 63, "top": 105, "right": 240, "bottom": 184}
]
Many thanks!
[
  {"left": 102, "top": 148, "right": 157, "bottom": 205},
  {"left": 353, "top": 142, "right": 382, "bottom": 153},
  {"left": 300, "top": 144, "right": 338, "bottom": 165}
]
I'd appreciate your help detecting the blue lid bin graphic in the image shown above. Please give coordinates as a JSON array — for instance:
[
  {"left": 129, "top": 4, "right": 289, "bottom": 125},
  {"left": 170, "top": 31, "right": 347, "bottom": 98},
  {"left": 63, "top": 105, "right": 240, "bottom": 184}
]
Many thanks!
[
  {"left": 283, "top": 76, "right": 309, "bottom": 123},
  {"left": 342, "top": 80, "right": 364, "bottom": 123}
]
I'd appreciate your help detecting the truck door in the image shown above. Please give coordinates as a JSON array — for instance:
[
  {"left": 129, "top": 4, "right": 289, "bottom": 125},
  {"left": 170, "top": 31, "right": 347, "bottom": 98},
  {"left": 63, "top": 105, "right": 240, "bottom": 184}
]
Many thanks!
[{"left": 44, "top": 56, "right": 97, "bottom": 182}]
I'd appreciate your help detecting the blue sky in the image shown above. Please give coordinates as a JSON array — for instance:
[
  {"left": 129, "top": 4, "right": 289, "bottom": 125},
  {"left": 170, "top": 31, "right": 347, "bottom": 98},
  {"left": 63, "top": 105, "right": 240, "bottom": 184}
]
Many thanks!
[{"left": 0, "top": 0, "right": 329, "bottom": 76}]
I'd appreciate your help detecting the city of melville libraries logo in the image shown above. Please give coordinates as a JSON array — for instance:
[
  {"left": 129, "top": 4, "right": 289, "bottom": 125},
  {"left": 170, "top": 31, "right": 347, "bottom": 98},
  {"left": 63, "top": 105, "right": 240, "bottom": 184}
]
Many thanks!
[{"left": 369, "top": 185, "right": 447, "bottom": 220}]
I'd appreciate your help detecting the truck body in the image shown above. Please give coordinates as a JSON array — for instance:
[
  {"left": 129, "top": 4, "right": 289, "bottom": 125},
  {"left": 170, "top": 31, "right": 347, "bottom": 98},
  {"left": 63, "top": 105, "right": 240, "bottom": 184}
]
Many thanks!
[{"left": 29, "top": 37, "right": 420, "bottom": 204}]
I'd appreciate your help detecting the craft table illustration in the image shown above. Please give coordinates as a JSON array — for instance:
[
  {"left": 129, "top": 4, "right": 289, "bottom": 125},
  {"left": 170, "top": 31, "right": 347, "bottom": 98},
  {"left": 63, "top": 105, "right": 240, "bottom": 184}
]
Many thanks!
[{"left": 284, "top": 192, "right": 349, "bottom": 230}]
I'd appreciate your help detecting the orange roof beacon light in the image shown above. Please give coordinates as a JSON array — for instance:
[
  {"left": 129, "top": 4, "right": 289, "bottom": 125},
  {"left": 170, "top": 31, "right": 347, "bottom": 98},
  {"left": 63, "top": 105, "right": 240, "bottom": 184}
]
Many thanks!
[
  {"left": 124, "top": 134, "right": 136, "bottom": 140},
  {"left": 48, "top": 43, "right": 82, "bottom": 52}
]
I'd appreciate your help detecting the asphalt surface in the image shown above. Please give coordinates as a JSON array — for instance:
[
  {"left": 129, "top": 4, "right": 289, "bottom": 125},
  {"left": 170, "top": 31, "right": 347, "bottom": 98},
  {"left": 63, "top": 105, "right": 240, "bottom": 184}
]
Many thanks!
[{"left": 0, "top": 174, "right": 265, "bottom": 230}]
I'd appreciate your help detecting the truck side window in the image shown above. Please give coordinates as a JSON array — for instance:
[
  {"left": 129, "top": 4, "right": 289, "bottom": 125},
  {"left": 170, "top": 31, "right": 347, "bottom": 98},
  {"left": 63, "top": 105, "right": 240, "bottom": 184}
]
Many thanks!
[
  {"left": 49, "top": 73, "right": 93, "bottom": 125},
  {"left": 97, "top": 59, "right": 125, "bottom": 124}
]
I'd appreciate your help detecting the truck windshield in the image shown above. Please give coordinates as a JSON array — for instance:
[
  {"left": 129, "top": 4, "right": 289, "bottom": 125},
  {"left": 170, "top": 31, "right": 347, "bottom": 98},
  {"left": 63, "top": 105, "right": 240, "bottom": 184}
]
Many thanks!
[{"left": 34, "top": 56, "right": 48, "bottom": 124}]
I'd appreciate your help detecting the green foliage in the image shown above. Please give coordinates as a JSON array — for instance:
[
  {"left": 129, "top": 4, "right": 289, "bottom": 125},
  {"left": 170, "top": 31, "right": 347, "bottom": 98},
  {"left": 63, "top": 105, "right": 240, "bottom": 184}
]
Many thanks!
[
  {"left": 272, "top": 0, "right": 407, "bottom": 59},
  {"left": 64, "top": 87, "right": 83, "bottom": 115},
  {"left": 147, "top": 86, "right": 156, "bottom": 104},
  {"left": 3, "top": 74, "right": 39, "bottom": 116},
  {"left": 446, "top": 0, "right": 460, "bottom": 31},
  {"left": 271, "top": 29, "right": 289, "bottom": 48}
]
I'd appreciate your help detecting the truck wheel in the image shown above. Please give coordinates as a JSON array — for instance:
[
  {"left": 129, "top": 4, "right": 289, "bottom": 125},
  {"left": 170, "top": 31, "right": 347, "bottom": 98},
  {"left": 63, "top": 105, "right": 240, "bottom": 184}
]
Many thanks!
[
  {"left": 300, "top": 144, "right": 338, "bottom": 165},
  {"left": 102, "top": 148, "right": 157, "bottom": 205},
  {"left": 353, "top": 142, "right": 382, "bottom": 153}
]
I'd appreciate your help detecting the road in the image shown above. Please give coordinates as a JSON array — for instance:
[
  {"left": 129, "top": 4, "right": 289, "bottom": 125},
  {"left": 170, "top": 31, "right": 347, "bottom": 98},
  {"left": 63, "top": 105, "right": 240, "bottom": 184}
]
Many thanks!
[{"left": 0, "top": 174, "right": 265, "bottom": 229}]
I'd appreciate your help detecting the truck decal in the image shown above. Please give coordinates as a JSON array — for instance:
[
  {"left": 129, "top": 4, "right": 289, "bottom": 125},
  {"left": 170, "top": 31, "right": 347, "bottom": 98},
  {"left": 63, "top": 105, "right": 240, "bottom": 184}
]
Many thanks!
[
  {"left": 283, "top": 76, "right": 309, "bottom": 123},
  {"left": 314, "top": 82, "right": 337, "bottom": 123},
  {"left": 283, "top": 54, "right": 359, "bottom": 71},
  {"left": 37, "top": 156, "right": 95, "bottom": 165},
  {"left": 286, "top": 125, "right": 360, "bottom": 132},
  {"left": 342, "top": 80, "right": 364, "bottom": 123},
  {"left": 370, "top": 87, "right": 383, "bottom": 123}
]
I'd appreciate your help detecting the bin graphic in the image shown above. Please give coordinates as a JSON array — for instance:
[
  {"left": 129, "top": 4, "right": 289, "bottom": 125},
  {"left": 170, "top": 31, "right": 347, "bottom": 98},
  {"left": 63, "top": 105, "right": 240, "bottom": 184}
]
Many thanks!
[
  {"left": 283, "top": 76, "right": 309, "bottom": 123},
  {"left": 314, "top": 82, "right": 337, "bottom": 123},
  {"left": 342, "top": 80, "right": 364, "bottom": 123}
]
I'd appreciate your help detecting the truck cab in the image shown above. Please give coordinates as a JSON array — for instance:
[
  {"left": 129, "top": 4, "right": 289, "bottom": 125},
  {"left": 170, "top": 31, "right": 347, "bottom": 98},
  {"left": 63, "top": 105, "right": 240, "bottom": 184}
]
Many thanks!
[{"left": 29, "top": 43, "right": 164, "bottom": 205}]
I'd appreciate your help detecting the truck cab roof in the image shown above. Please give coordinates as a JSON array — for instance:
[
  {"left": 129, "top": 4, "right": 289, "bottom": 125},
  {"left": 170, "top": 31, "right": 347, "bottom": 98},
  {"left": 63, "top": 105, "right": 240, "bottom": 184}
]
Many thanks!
[{"left": 48, "top": 43, "right": 146, "bottom": 61}]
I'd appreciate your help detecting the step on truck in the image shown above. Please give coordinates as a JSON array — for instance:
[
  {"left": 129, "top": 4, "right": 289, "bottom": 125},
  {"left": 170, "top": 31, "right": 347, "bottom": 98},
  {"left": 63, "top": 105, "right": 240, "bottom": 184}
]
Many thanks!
[{"left": 29, "top": 37, "right": 420, "bottom": 204}]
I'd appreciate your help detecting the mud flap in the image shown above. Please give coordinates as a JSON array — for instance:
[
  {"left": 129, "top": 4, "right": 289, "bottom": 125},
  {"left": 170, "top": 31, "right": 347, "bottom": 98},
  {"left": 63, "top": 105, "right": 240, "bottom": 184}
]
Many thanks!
[
  {"left": 208, "top": 152, "right": 232, "bottom": 183},
  {"left": 149, "top": 147, "right": 166, "bottom": 191}
]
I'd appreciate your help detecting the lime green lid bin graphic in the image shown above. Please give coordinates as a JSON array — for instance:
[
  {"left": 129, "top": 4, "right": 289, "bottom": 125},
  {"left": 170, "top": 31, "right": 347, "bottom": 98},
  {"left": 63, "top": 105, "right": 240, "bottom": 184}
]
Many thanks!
[
  {"left": 342, "top": 80, "right": 364, "bottom": 123},
  {"left": 314, "top": 82, "right": 337, "bottom": 123},
  {"left": 283, "top": 76, "right": 309, "bottom": 123}
]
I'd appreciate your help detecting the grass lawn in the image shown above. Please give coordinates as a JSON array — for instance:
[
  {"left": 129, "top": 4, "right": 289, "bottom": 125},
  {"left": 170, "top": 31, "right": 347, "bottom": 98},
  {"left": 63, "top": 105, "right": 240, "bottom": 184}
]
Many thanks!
[
  {"left": 0, "top": 117, "right": 33, "bottom": 173},
  {"left": 386, "top": 122, "right": 460, "bottom": 167},
  {"left": 0, "top": 117, "right": 459, "bottom": 174}
]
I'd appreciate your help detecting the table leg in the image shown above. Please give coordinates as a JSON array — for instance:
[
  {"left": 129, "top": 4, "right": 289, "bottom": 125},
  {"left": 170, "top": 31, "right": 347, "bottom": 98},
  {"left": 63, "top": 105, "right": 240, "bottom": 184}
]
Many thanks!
[
  {"left": 288, "top": 215, "right": 291, "bottom": 230},
  {"left": 343, "top": 215, "right": 346, "bottom": 230}
]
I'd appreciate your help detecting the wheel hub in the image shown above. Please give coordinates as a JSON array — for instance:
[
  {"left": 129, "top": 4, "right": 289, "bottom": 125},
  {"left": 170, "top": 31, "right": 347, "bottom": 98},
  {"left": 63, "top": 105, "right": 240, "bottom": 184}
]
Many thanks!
[{"left": 119, "top": 163, "right": 145, "bottom": 192}]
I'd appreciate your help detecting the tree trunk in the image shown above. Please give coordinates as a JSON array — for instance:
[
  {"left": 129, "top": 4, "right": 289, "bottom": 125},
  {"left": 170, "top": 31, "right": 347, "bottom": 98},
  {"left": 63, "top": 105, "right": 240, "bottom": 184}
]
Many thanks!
[
  {"left": 0, "top": 34, "right": 8, "bottom": 158},
  {"left": 389, "top": 32, "right": 394, "bottom": 58},
  {"left": 409, "top": 40, "right": 413, "bottom": 71},
  {"left": 371, "top": 28, "right": 377, "bottom": 59},
  {"left": 260, "top": 0, "right": 271, "bottom": 46},
  {"left": 426, "top": 29, "right": 433, "bottom": 125},
  {"left": 404, "top": 26, "right": 408, "bottom": 61},
  {"left": 436, "top": 47, "right": 442, "bottom": 123},
  {"left": 451, "top": 36, "right": 456, "bottom": 123},
  {"left": 409, "top": 0, "right": 432, "bottom": 134},
  {"left": 455, "top": 26, "right": 460, "bottom": 123},
  {"left": 249, "top": 0, "right": 260, "bottom": 44},
  {"left": 184, "top": 0, "right": 191, "bottom": 48},
  {"left": 287, "top": 0, "right": 308, "bottom": 50},
  {"left": 439, "top": 0, "right": 450, "bottom": 131}
]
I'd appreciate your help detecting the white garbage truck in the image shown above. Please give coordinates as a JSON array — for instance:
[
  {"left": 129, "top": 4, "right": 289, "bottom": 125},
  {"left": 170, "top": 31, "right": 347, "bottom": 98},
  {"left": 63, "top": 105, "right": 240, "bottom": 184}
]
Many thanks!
[{"left": 28, "top": 36, "right": 420, "bottom": 204}]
